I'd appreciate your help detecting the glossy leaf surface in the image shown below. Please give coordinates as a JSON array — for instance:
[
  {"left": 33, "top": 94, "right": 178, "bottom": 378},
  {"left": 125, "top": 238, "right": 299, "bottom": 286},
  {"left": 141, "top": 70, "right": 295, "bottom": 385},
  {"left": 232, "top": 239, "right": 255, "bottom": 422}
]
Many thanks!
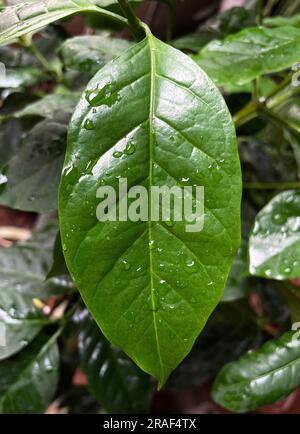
[
  {"left": 0, "top": 224, "right": 56, "bottom": 360},
  {"left": 0, "top": 332, "right": 59, "bottom": 413},
  {"left": 194, "top": 26, "right": 300, "bottom": 86},
  {"left": 249, "top": 190, "right": 300, "bottom": 280},
  {"left": 213, "top": 331, "right": 300, "bottom": 413},
  {"left": 59, "top": 31, "right": 241, "bottom": 386},
  {"left": 79, "top": 309, "right": 153, "bottom": 413}
]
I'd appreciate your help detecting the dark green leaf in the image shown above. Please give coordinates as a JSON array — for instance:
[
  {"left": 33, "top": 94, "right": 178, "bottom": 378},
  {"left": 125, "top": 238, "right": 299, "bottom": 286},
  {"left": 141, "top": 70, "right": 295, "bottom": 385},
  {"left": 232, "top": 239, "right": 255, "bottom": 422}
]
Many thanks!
[
  {"left": 59, "top": 30, "right": 242, "bottom": 386},
  {"left": 0, "top": 332, "right": 59, "bottom": 413},
  {"left": 249, "top": 190, "right": 300, "bottom": 280},
  {"left": 218, "top": 7, "right": 256, "bottom": 35},
  {"left": 0, "top": 111, "right": 71, "bottom": 212},
  {"left": 194, "top": 26, "right": 300, "bottom": 86},
  {"left": 0, "top": 118, "right": 22, "bottom": 166},
  {"left": 212, "top": 331, "right": 300, "bottom": 413},
  {"left": 79, "top": 309, "right": 153, "bottom": 413},
  {"left": 60, "top": 35, "right": 132, "bottom": 75},
  {"left": 0, "top": 223, "right": 56, "bottom": 360},
  {"left": 172, "top": 30, "right": 220, "bottom": 53}
]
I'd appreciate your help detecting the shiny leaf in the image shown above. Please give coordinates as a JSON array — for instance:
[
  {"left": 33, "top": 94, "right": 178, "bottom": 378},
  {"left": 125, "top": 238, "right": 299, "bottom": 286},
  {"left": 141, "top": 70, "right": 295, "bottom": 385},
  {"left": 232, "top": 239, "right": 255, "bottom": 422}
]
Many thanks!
[
  {"left": 213, "top": 331, "right": 300, "bottom": 413},
  {"left": 249, "top": 190, "right": 300, "bottom": 280},
  {"left": 59, "top": 31, "right": 242, "bottom": 386},
  {"left": 194, "top": 26, "right": 300, "bottom": 86},
  {"left": 0, "top": 332, "right": 59, "bottom": 413},
  {"left": 79, "top": 309, "right": 153, "bottom": 413},
  {"left": 0, "top": 224, "right": 56, "bottom": 360}
]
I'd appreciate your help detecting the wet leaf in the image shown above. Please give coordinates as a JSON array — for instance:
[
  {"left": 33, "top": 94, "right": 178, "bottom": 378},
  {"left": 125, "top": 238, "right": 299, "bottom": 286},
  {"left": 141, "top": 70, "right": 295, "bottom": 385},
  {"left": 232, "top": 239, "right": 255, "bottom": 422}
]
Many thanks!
[
  {"left": 249, "top": 190, "right": 300, "bottom": 280},
  {"left": 59, "top": 30, "right": 242, "bottom": 386},
  {"left": 213, "top": 331, "right": 300, "bottom": 412}
]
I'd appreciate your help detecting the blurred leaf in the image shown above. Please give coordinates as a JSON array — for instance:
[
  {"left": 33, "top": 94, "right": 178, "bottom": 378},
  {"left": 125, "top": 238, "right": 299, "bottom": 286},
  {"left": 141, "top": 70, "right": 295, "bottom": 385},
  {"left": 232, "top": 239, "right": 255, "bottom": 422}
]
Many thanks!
[
  {"left": 218, "top": 7, "right": 256, "bottom": 35},
  {"left": 264, "top": 14, "right": 300, "bottom": 28},
  {"left": 0, "top": 118, "right": 22, "bottom": 166},
  {"left": 0, "top": 110, "right": 71, "bottom": 212},
  {"left": 78, "top": 310, "right": 153, "bottom": 414},
  {"left": 0, "top": 67, "right": 43, "bottom": 89},
  {"left": 60, "top": 35, "right": 132, "bottom": 75},
  {"left": 0, "top": 332, "right": 59, "bottom": 413},
  {"left": 249, "top": 190, "right": 300, "bottom": 280},
  {"left": 14, "top": 92, "right": 80, "bottom": 120},
  {"left": 0, "top": 223, "right": 56, "bottom": 360},
  {"left": 213, "top": 331, "right": 300, "bottom": 413},
  {"left": 172, "top": 30, "right": 220, "bottom": 53},
  {"left": 222, "top": 240, "right": 252, "bottom": 302},
  {"left": 167, "top": 302, "right": 262, "bottom": 389},
  {"left": 194, "top": 26, "right": 300, "bottom": 86}
]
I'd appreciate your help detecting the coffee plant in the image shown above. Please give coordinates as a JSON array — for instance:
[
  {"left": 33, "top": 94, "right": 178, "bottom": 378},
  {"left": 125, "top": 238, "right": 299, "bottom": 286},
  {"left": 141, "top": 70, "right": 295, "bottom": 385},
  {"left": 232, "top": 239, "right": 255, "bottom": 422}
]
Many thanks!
[{"left": 0, "top": 0, "right": 300, "bottom": 414}]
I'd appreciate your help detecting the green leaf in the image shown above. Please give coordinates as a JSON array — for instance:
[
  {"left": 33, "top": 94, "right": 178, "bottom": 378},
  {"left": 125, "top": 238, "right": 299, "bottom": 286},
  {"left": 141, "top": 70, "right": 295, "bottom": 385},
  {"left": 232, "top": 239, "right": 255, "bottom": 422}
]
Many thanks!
[
  {"left": 0, "top": 332, "right": 59, "bottom": 413},
  {"left": 0, "top": 223, "right": 56, "bottom": 360},
  {"left": 167, "top": 302, "right": 262, "bottom": 389},
  {"left": 212, "top": 331, "right": 300, "bottom": 413},
  {"left": 0, "top": 111, "right": 71, "bottom": 212},
  {"left": 0, "top": 118, "right": 22, "bottom": 166},
  {"left": 79, "top": 309, "right": 153, "bottom": 413},
  {"left": 14, "top": 92, "right": 80, "bottom": 120},
  {"left": 0, "top": 67, "right": 43, "bottom": 89},
  {"left": 172, "top": 30, "right": 220, "bottom": 53},
  {"left": 59, "top": 30, "right": 242, "bottom": 386},
  {"left": 0, "top": 0, "right": 127, "bottom": 46},
  {"left": 222, "top": 239, "right": 252, "bottom": 302},
  {"left": 194, "top": 26, "right": 300, "bottom": 86},
  {"left": 249, "top": 190, "right": 300, "bottom": 280},
  {"left": 60, "top": 35, "right": 132, "bottom": 75},
  {"left": 264, "top": 14, "right": 300, "bottom": 28}
]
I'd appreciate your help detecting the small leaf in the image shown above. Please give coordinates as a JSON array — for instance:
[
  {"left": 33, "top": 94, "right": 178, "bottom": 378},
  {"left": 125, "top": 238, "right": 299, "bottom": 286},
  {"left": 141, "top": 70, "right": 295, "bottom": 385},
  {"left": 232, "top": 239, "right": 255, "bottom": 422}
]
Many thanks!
[
  {"left": 264, "top": 14, "right": 300, "bottom": 28},
  {"left": 60, "top": 35, "right": 132, "bottom": 75},
  {"left": 0, "top": 67, "right": 43, "bottom": 89},
  {"left": 0, "top": 221, "right": 57, "bottom": 360},
  {"left": 194, "top": 26, "right": 300, "bottom": 86},
  {"left": 212, "top": 331, "right": 300, "bottom": 413},
  {"left": 249, "top": 190, "right": 300, "bottom": 280},
  {"left": 59, "top": 30, "right": 242, "bottom": 386},
  {"left": 78, "top": 309, "right": 153, "bottom": 413},
  {"left": 0, "top": 332, "right": 59, "bottom": 413}
]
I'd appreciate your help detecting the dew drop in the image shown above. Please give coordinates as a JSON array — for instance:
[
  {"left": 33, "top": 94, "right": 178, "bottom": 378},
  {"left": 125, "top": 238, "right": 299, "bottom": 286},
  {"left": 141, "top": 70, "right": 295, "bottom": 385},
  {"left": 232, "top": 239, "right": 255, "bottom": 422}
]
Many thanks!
[
  {"left": 124, "top": 142, "right": 136, "bottom": 155},
  {"left": 113, "top": 151, "right": 123, "bottom": 158},
  {"left": 83, "top": 118, "right": 95, "bottom": 130},
  {"left": 122, "top": 259, "right": 131, "bottom": 271}
]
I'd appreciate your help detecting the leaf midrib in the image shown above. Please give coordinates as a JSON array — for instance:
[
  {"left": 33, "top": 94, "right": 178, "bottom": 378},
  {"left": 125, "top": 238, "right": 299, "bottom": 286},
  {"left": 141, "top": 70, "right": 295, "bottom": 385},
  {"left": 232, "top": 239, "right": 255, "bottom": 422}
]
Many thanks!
[{"left": 147, "top": 32, "right": 164, "bottom": 383}]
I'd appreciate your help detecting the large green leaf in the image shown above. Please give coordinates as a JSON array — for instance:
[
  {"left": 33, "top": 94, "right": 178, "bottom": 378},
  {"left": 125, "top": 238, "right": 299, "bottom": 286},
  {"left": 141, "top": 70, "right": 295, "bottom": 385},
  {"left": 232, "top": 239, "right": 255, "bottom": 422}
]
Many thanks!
[
  {"left": 194, "top": 26, "right": 300, "bottom": 86},
  {"left": 59, "top": 30, "right": 241, "bottom": 386},
  {"left": 0, "top": 222, "right": 56, "bottom": 360},
  {"left": 249, "top": 190, "right": 300, "bottom": 280},
  {"left": 60, "top": 35, "right": 132, "bottom": 75},
  {"left": 0, "top": 332, "right": 59, "bottom": 413},
  {"left": 0, "top": 0, "right": 128, "bottom": 46},
  {"left": 78, "top": 309, "right": 153, "bottom": 413},
  {"left": 212, "top": 331, "right": 300, "bottom": 413}
]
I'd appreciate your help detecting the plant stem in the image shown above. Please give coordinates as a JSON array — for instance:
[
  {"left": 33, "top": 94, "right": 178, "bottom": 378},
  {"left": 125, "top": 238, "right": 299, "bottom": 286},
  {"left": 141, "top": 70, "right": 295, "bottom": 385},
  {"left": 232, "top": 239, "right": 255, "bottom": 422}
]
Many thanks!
[
  {"left": 117, "top": 0, "right": 145, "bottom": 41},
  {"left": 28, "top": 42, "right": 60, "bottom": 80},
  {"left": 257, "top": 0, "right": 264, "bottom": 25},
  {"left": 243, "top": 181, "right": 300, "bottom": 190},
  {"left": 166, "top": 0, "right": 174, "bottom": 43},
  {"left": 258, "top": 104, "right": 300, "bottom": 134}
]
